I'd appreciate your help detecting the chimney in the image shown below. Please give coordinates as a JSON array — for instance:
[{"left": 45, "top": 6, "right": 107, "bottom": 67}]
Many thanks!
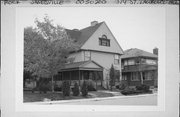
[
  {"left": 153, "top": 47, "right": 158, "bottom": 55},
  {"left": 91, "top": 21, "right": 98, "bottom": 26}
]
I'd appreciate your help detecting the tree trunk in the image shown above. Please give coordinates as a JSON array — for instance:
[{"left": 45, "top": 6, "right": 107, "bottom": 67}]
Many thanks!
[{"left": 51, "top": 76, "right": 54, "bottom": 92}]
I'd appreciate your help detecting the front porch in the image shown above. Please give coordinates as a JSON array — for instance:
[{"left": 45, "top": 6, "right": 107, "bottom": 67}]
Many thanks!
[{"left": 57, "top": 61, "right": 104, "bottom": 90}]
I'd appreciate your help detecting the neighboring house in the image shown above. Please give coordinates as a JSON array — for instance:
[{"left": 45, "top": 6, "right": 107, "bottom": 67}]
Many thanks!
[
  {"left": 58, "top": 21, "right": 124, "bottom": 89},
  {"left": 121, "top": 48, "right": 158, "bottom": 88}
]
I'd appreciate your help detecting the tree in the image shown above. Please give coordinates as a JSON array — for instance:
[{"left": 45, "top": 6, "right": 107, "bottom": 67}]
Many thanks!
[
  {"left": 109, "top": 64, "right": 115, "bottom": 91},
  {"left": 24, "top": 15, "right": 78, "bottom": 92}
]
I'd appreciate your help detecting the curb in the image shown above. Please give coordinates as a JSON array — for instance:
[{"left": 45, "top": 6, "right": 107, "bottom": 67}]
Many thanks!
[{"left": 26, "top": 93, "right": 157, "bottom": 105}]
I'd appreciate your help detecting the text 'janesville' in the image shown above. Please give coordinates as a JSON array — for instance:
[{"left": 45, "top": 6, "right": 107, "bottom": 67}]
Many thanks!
[
  {"left": 31, "top": 0, "right": 64, "bottom": 5},
  {"left": 2, "top": 0, "right": 64, "bottom": 5}
]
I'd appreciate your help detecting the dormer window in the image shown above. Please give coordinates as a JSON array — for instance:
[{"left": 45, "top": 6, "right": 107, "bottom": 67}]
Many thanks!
[{"left": 99, "top": 35, "right": 110, "bottom": 47}]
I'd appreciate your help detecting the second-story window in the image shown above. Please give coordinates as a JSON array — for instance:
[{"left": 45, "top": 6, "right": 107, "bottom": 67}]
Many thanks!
[
  {"left": 84, "top": 51, "right": 91, "bottom": 61},
  {"left": 128, "top": 59, "right": 135, "bottom": 65},
  {"left": 114, "top": 54, "right": 119, "bottom": 64},
  {"left": 99, "top": 35, "right": 110, "bottom": 47},
  {"left": 124, "top": 60, "right": 128, "bottom": 66},
  {"left": 146, "top": 59, "right": 156, "bottom": 65}
]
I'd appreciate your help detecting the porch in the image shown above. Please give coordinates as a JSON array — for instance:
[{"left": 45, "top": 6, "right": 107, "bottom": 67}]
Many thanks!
[{"left": 56, "top": 61, "right": 104, "bottom": 89}]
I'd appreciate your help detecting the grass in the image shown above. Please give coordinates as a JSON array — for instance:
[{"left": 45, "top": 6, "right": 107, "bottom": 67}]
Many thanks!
[
  {"left": 24, "top": 91, "right": 92, "bottom": 102},
  {"left": 23, "top": 90, "right": 116, "bottom": 102}
]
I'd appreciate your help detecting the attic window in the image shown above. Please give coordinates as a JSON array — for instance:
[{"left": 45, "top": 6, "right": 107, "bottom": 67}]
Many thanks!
[{"left": 99, "top": 35, "right": 110, "bottom": 47}]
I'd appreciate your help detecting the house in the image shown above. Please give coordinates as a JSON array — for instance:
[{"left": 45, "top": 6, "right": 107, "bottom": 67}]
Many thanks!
[
  {"left": 57, "top": 21, "right": 124, "bottom": 89},
  {"left": 121, "top": 48, "right": 158, "bottom": 88}
]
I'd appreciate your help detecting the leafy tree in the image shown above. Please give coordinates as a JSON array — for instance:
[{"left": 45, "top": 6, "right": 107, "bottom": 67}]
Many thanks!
[
  {"left": 24, "top": 15, "right": 78, "bottom": 92},
  {"left": 109, "top": 64, "right": 115, "bottom": 91}
]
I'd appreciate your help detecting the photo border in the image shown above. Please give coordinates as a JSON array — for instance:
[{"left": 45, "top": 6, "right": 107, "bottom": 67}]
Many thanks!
[{"left": 15, "top": 6, "right": 165, "bottom": 112}]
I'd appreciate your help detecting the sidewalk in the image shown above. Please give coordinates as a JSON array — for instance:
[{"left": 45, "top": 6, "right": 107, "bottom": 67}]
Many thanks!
[{"left": 26, "top": 92, "right": 157, "bottom": 105}]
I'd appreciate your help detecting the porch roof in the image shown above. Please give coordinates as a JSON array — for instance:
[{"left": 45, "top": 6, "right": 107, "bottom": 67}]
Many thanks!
[{"left": 60, "top": 60, "right": 103, "bottom": 72}]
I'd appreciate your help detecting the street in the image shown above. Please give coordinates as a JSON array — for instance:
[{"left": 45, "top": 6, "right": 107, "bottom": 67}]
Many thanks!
[{"left": 51, "top": 94, "right": 157, "bottom": 105}]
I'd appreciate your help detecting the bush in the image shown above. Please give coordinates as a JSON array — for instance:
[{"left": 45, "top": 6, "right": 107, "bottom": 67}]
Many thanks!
[
  {"left": 115, "top": 85, "right": 120, "bottom": 89},
  {"left": 39, "top": 83, "right": 51, "bottom": 93},
  {"left": 121, "top": 88, "right": 135, "bottom": 95},
  {"left": 121, "top": 84, "right": 152, "bottom": 95},
  {"left": 72, "top": 82, "right": 80, "bottom": 96},
  {"left": 62, "top": 81, "right": 70, "bottom": 96},
  {"left": 54, "top": 85, "right": 62, "bottom": 91},
  {"left": 87, "top": 80, "right": 96, "bottom": 91},
  {"left": 81, "top": 81, "right": 88, "bottom": 97},
  {"left": 119, "top": 83, "right": 127, "bottom": 90},
  {"left": 136, "top": 84, "right": 150, "bottom": 92}
]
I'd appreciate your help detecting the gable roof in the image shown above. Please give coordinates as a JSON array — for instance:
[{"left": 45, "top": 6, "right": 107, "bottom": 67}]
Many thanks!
[
  {"left": 121, "top": 48, "right": 158, "bottom": 59},
  {"left": 65, "top": 22, "right": 104, "bottom": 48}
]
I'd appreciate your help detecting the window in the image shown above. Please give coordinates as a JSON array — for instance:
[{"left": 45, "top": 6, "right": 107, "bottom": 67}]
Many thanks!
[
  {"left": 141, "top": 58, "right": 146, "bottom": 64},
  {"left": 124, "top": 60, "right": 128, "bottom": 66},
  {"left": 135, "top": 58, "right": 140, "bottom": 64},
  {"left": 146, "top": 59, "right": 156, "bottom": 65},
  {"left": 144, "top": 71, "right": 153, "bottom": 80},
  {"left": 131, "top": 72, "right": 139, "bottom": 81},
  {"left": 99, "top": 35, "right": 110, "bottom": 47},
  {"left": 128, "top": 59, "right": 135, "bottom": 65},
  {"left": 84, "top": 51, "right": 91, "bottom": 61},
  {"left": 122, "top": 75, "right": 127, "bottom": 80},
  {"left": 114, "top": 54, "right": 119, "bottom": 64}
]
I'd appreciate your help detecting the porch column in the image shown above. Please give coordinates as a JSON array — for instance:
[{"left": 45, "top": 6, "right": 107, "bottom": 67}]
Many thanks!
[
  {"left": 78, "top": 70, "right": 80, "bottom": 86},
  {"left": 101, "top": 71, "right": 103, "bottom": 87},
  {"left": 95, "top": 71, "right": 97, "bottom": 90},
  {"left": 70, "top": 71, "right": 71, "bottom": 86},
  {"left": 140, "top": 71, "right": 143, "bottom": 84},
  {"left": 62, "top": 72, "right": 64, "bottom": 81}
]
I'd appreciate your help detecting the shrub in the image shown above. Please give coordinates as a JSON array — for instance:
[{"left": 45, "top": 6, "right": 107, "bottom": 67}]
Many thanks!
[
  {"left": 54, "top": 85, "right": 62, "bottom": 91},
  {"left": 115, "top": 85, "right": 120, "bottom": 89},
  {"left": 39, "top": 83, "right": 50, "bottom": 93},
  {"left": 119, "top": 83, "right": 127, "bottom": 90},
  {"left": 136, "top": 84, "right": 150, "bottom": 92},
  {"left": 62, "top": 81, "right": 70, "bottom": 96},
  {"left": 81, "top": 81, "right": 88, "bottom": 97},
  {"left": 121, "top": 84, "right": 152, "bottom": 95},
  {"left": 121, "top": 88, "right": 135, "bottom": 95},
  {"left": 87, "top": 80, "right": 96, "bottom": 91},
  {"left": 72, "top": 82, "right": 80, "bottom": 96}
]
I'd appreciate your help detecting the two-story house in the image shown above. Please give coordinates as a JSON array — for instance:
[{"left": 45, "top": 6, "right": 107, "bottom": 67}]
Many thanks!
[
  {"left": 121, "top": 48, "right": 158, "bottom": 88},
  {"left": 58, "top": 21, "right": 124, "bottom": 89}
]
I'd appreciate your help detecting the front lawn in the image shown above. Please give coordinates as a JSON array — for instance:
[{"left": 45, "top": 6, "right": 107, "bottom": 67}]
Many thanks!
[
  {"left": 23, "top": 90, "right": 115, "bottom": 102},
  {"left": 24, "top": 91, "right": 93, "bottom": 102}
]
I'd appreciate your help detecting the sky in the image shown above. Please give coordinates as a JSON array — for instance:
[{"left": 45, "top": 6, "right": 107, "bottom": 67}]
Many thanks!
[{"left": 19, "top": 7, "right": 165, "bottom": 53}]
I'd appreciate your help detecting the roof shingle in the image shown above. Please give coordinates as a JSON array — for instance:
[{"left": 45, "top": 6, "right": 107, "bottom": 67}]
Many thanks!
[
  {"left": 65, "top": 22, "right": 103, "bottom": 48},
  {"left": 121, "top": 48, "right": 158, "bottom": 59}
]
